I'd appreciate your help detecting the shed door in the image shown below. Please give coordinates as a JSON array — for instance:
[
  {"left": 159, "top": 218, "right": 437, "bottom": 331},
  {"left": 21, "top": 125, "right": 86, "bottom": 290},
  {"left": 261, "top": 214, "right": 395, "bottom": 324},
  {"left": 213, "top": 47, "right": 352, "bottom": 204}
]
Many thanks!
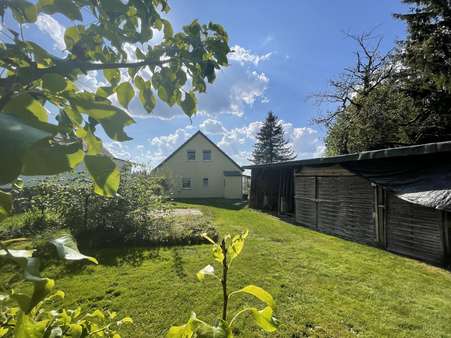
[
  {"left": 317, "top": 176, "right": 376, "bottom": 244},
  {"left": 386, "top": 193, "right": 444, "bottom": 265},
  {"left": 294, "top": 176, "right": 317, "bottom": 229}
]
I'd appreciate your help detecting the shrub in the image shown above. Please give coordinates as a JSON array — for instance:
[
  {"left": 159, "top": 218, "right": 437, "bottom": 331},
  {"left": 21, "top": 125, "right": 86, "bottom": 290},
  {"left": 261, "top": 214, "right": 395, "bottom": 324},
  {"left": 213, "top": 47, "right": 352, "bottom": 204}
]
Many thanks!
[{"left": 13, "top": 170, "right": 177, "bottom": 248}]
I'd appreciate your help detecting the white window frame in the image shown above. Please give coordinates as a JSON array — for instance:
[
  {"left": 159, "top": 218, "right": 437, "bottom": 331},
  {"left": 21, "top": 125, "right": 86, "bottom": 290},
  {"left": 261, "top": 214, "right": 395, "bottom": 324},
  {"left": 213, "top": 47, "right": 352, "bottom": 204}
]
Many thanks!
[
  {"left": 182, "top": 177, "right": 192, "bottom": 189},
  {"left": 187, "top": 150, "right": 196, "bottom": 161},
  {"left": 202, "top": 150, "right": 212, "bottom": 161},
  {"left": 203, "top": 177, "right": 209, "bottom": 187}
]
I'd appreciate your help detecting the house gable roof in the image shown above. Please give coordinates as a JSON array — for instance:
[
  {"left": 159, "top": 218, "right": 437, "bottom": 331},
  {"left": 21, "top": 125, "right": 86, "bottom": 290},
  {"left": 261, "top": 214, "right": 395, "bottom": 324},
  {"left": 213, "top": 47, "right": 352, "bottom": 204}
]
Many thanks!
[{"left": 154, "top": 130, "right": 242, "bottom": 171}]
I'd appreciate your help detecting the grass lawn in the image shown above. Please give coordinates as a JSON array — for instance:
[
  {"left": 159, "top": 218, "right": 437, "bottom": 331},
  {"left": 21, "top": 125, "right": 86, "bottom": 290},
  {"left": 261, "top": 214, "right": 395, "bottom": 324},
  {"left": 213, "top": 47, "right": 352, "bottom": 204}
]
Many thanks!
[{"left": 3, "top": 199, "right": 451, "bottom": 337}]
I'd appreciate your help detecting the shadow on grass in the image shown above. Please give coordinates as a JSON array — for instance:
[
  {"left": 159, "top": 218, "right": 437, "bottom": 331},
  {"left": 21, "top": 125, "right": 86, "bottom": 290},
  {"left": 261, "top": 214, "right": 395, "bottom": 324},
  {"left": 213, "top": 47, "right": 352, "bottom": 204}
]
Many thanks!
[
  {"left": 176, "top": 198, "right": 248, "bottom": 211},
  {"left": 94, "top": 247, "right": 160, "bottom": 267},
  {"left": 52, "top": 247, "right": 160, "bottom": 278},
  {"left": 171, "top": 247, "right": 187, "bottom": 279}
]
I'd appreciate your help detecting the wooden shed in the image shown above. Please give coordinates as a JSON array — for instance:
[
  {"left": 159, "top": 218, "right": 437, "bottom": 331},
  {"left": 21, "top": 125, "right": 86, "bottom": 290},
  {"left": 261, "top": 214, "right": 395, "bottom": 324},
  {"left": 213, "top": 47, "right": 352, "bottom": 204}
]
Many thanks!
[{"left": 244, "top": 142, "right": 451, "bottom": 267}]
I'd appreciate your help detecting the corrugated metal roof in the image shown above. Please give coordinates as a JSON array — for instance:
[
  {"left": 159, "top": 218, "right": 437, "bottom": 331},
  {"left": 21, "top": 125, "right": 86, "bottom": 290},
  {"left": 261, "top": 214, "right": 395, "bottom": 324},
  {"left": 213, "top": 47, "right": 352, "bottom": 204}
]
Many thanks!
[{"left": 243, "top": 141, "right": 451, "bottom": 170}]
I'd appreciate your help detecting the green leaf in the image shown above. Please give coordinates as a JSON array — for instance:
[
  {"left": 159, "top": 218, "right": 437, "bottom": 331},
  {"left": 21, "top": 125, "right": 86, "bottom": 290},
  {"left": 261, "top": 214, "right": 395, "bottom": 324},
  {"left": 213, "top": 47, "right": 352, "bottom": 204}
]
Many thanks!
[
  {"left": 68, "top": 324, "right": 82, "bottom": 336},
  {"left": 229, "top": 230, "right": 248, "bottom": 261},
  {"left": 70, "top": 93, "right": 118, "bottom": 120},
  {"left": 180, "top": 91, "right": 197, "bottom": 117},
  {"left": 21, "top": 140, "right": 84, "bottom": 176},
  {"left": 162, "top": 19, "right": 173, "bottom": 39},
  {"left": 42, "top": 73, "right": 67, "bottom": 93},
  {"left": 167, "top": 324, "right": 193, "bottom": 338},
  {"left": 237, "top": 285, "right": 276, "bottom": 310},
  {"left": 196, "top": 265, "right": 215, "bottom": 282},
  {"left": 3, "top": 93, "right": 48, "bottom": 123},
  {"left": 116, "top": 82, "right": 135, "bottom": 108},
  {"left": 134, "top": 76, "right": 145, "bottom": 90},
  {"left": 196, "top": 323, "right": 229, "bottom": 338},
  {"left": 104, "top": 68, "right": 121, "bottom": 86},
  {"left": 38, "top": 0, "right": 82, "bottom": 21},
  {"left": 0, "top": 190, "right": 12, "bottom": 221},
  {"left": 64, "top": 26, "right": 81, "bottom": 50},
  {"left": 250, "top": 306, "right": 278, "bottom": 332},
  {"left": 84, "top": 155, "right": 120, "bottom": 197},
  {"left": 11, "top": 0, "right": 37, "bottom": 23},
  {"left": 14, "top": 312, "right": 48, "bottom": 338},
  {"left": 139, "top": 87, "right": 156, "bottom": 113},
  {"left": 117, "top": 317, "right": 134, "bottom": 326},
  {"left": 50, "top": 235, "right": 98, "bottom": 264},
  {"left": 212, "top": 244, "right": 224, "bottom": 263},
  {"left": 78, "top": 128, "right": 103, "bottom": 155},
  {"left": 96, "top": 86, "right": 114, "bottom": 98},
  {"left": 0, "top": 114, "right": 53, "bottom": 185},
  {"left": 63, "top": 107, "right": 83, "bottom": 125},
  {"left": 99, "top": 109, "right": 134, "bottom": 141},
  {"left": 201, "top": 233, "right": 224, "bottom": 263}
]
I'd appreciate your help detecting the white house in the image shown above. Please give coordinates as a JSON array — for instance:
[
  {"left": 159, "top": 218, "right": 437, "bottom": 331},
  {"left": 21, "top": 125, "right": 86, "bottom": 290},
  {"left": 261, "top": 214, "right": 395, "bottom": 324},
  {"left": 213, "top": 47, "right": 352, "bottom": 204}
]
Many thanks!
[{"left": 154, "top": 131, "right": 243, "bottom": 199}]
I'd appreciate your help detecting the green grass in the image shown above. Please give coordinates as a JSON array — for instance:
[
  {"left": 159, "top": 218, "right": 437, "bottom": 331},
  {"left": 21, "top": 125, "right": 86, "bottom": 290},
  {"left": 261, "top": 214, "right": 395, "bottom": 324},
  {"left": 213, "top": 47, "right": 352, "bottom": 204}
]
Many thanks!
[{"left": 3, "top": 199, "right": 451, "bottom": 337}]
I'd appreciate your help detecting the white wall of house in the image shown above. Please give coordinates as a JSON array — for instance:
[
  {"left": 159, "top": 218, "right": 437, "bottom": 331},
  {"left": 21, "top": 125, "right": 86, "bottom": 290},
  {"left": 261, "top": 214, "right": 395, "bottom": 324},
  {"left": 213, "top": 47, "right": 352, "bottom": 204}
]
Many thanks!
[{"left": 155, "top": 132, "right": 243, "bottom": 199}]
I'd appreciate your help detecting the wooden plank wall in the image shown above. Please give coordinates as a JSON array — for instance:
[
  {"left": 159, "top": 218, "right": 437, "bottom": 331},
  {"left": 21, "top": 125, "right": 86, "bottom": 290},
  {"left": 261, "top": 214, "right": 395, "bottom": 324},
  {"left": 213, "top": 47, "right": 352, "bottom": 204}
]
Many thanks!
[
  {"left": 294, "top": 164, "right": 449, "bottom": 266},
  {"left": 317, "top": 176, "right": 376, "bottom": 244},
  {"left": 294, "top": 176, "right": 316, "bottom": 228},
  {"left": 386, "top": 193, "right": 444, "bottom": 265},
  {"left": 295, "top": 165, "right": 376, "bottom": 244}
]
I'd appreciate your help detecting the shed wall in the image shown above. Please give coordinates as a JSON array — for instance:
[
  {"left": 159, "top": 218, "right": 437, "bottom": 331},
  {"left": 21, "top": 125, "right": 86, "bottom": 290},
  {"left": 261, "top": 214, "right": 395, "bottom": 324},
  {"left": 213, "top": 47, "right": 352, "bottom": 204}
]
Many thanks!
[
  {"left": 295, "top": 165, "right": 376, "bottom": 245},
  {"left": 386, "top": 193, "right": 445, "bottom": 265},
  {"left": 293, "top": 164, "right": 449, "bottom": 266}
]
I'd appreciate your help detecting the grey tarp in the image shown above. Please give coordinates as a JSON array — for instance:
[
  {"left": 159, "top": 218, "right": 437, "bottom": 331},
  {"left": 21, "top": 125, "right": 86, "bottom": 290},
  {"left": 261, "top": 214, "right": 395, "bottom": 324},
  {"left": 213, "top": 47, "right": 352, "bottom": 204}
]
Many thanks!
[{"left": 342, "top": 153, "right": 451, "bottom": 211}]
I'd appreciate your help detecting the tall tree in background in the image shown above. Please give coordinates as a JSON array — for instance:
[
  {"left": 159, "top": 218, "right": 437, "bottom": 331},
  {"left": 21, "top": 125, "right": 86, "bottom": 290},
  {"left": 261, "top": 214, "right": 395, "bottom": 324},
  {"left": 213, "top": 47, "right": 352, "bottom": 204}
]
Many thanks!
[
  {"left": 313, "top": 32, "right": 418, "bottom": 155},
  {"left": 394, "top": 0, "right": 451, "bottom": 142},
  {"left": 313, "top": 29, "right": 448, "bottom": 156},
  {"left": 250, "top": 112, "right": 296, "bottom": 164}
]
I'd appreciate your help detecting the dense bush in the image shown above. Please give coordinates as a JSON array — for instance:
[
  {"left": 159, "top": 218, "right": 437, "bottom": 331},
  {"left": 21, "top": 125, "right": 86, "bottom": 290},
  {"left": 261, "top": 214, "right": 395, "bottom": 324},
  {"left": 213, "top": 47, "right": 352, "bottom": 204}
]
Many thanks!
[{"left": 14, "top": 170, "right": 174, "bottom": 248}]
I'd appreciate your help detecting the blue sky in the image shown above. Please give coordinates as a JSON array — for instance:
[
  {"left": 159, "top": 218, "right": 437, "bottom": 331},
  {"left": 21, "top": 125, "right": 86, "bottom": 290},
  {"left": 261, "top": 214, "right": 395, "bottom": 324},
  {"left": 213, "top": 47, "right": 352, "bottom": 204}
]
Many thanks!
[{"left": 17, "top": 0, "right": 409, "bottom": 167}]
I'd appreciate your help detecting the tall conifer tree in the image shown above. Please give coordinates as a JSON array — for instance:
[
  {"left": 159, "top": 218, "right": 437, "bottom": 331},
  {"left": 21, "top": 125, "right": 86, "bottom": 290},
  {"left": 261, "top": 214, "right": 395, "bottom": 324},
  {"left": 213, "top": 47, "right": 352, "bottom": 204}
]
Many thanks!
[
  {"left": 250, "top": 112, "right": 296, "bottom": 164},
  {"left": 394, "top": 0, "right": 451, "bottom": 141}
]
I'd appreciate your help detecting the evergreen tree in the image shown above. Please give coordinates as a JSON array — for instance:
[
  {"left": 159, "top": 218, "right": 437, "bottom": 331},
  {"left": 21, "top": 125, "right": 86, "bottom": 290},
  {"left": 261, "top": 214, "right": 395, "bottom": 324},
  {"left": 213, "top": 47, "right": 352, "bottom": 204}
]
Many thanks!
[
  {"left": 250, "top": 112, "right": 296, "bottom": 164},
  {"left": 394, "top": 0, "right": 451, "bottom": 142}
]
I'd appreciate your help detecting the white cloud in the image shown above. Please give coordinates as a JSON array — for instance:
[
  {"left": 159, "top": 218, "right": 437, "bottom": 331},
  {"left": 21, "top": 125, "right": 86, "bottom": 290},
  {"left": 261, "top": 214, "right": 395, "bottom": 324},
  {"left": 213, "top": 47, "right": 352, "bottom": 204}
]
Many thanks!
[
  {"left": 75, "top": 70, "right": 108, "bottom": 93},
  {"left": 229, "top": 45, "right": 272, "bottom": 66},
  {"left": 199, "top": 119, "right": 226, "bottom": 135},
  {"left": 281, "top": 122, "right": 326, "bottom": 159},
  {"left": 35, "top": 14, "right": 66, "bottom": 51},
  {"left": 104, "top": 141, "right": 132, "bottom": 161}
]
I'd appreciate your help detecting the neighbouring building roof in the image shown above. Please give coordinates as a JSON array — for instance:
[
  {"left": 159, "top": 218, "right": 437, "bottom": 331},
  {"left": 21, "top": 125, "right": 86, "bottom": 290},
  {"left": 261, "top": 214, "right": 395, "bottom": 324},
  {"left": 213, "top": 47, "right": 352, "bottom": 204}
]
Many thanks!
[{"left": 154, "top": 130, "right": 243, "bottom": 171}]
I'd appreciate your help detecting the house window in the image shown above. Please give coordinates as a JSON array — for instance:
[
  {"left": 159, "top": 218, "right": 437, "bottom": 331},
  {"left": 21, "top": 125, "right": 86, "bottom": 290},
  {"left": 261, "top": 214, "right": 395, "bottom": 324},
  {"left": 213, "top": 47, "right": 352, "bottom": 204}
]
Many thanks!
[
  {"left": 203, "top": 178, "right": 209, "bottom": 187},
  {"left": 182, "top": 178, "right": 192, "bottom": 189},
  {"left": 187, "top": 150, "right": 196, "bottom": 161},
  {"left": 203, "top": 150, "right": 212, "bottom": 161}
]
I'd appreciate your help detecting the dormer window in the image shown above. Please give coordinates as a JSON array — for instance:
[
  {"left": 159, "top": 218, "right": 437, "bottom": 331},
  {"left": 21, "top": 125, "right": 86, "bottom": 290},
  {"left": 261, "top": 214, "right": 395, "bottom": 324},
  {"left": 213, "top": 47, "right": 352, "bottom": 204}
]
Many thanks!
[
  {"left": 187, "top": 150, "right": 196, "bottom": 160},
  {"left": 203, "top": 150, "right": 212, "bottom": 161}
]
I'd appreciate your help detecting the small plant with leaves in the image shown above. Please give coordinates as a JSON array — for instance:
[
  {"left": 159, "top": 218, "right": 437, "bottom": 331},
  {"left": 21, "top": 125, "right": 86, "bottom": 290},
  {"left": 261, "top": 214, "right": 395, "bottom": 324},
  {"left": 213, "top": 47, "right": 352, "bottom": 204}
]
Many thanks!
[
  {"left": 167, "top": 230, "right": 278, "bottom": 337},
  {"left": 0, "top": 235, "right": 132, "bottom": 337}
]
